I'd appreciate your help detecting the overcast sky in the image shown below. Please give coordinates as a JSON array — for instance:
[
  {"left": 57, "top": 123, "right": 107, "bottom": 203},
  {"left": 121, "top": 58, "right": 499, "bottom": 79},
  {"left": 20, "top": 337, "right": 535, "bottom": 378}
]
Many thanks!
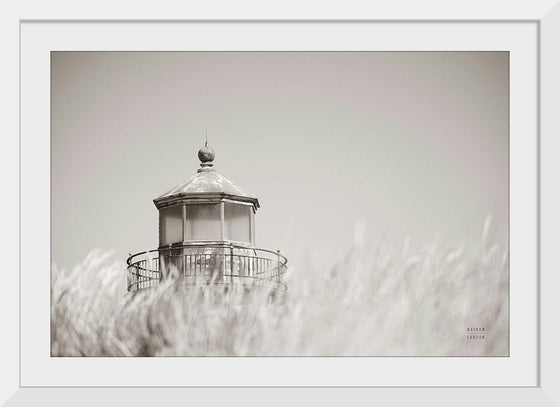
[{"left": 51, "top": 51, "right": 508, "bottom": 271}]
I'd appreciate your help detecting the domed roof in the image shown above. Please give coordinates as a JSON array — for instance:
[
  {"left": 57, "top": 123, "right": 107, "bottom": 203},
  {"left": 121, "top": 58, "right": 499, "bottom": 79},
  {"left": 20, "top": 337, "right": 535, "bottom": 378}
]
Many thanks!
[{"left": 153, "top": 144, "right": 259, "bottom": 210}]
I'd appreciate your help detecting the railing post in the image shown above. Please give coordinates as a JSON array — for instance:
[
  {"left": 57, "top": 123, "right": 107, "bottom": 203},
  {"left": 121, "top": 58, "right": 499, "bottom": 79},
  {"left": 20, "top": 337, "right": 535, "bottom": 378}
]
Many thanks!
[
  {"left": 276, "top": 250, "right": 281, "bottom": 282},
  {"left": 230, "top": 244, "right": 234, "bottom": 281}
]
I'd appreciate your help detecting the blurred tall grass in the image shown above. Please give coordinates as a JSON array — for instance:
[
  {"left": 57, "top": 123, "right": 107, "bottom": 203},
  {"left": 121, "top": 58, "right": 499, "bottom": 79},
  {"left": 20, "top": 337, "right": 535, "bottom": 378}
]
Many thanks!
[{"left": 51, "top": 218, "right": 508, "bottom": 356}]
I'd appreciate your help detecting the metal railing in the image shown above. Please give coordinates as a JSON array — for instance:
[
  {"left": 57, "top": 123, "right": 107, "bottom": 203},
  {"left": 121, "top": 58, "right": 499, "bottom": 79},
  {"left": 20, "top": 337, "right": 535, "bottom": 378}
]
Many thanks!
[{"left": 126, "top": 243, "right": 287, "bottom": 292}]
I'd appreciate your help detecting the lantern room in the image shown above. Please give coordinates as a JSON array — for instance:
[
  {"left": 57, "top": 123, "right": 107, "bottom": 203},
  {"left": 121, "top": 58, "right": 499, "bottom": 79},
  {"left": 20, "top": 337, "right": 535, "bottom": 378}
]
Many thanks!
[{"left": 153, "top": 143, "right": 258, "bottom": 248}]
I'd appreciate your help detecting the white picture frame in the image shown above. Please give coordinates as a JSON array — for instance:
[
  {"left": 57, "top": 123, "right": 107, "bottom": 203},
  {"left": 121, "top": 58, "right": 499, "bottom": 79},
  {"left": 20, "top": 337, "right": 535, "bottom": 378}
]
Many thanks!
[{"left": 4, "top": 0, "right": 560, "bottom": 405}]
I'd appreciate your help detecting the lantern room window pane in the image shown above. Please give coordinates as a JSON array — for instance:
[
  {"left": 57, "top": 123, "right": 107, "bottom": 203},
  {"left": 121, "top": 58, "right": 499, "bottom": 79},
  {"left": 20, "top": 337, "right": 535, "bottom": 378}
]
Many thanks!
[
  {"left": 159, "top": 205, "right": 183, "bottom": 246},
  {"left": 185, "top": 204, "right": 221, "bottom": 241},
  {"left": 224, "top": 202, "right": 251, "bottom": 243}
]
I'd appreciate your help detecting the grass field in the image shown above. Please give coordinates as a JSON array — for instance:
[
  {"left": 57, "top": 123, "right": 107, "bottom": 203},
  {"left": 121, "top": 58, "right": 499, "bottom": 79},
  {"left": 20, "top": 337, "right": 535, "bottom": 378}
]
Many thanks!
[{"left": 51, "top": 218, "right": 508, "bottom": 357}]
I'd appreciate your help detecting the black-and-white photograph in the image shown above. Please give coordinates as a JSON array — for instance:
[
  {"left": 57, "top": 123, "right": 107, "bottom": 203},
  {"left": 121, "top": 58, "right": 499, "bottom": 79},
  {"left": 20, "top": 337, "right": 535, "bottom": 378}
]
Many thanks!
[{"left": 51, "top": 51, "right": 509, "bottom": 357}]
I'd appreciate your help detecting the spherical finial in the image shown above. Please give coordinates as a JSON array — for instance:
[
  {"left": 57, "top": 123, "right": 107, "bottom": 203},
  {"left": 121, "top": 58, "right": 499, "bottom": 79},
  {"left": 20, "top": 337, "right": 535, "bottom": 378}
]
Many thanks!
[
  {"left": 198, "top": 145, "right": 215, "bottom": 163},
  {"left": 197, "top": 139, "right": 215, "bottom": 172}
]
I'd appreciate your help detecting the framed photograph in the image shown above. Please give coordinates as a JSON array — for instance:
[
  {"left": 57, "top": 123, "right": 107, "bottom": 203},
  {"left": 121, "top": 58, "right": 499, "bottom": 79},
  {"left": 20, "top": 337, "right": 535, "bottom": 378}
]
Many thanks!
[
  {"left": 50, "top": 49, "right": 513, "bottom": 358},
  {"left": 6, "top": 1, "right": 560, "bottom": 405}
]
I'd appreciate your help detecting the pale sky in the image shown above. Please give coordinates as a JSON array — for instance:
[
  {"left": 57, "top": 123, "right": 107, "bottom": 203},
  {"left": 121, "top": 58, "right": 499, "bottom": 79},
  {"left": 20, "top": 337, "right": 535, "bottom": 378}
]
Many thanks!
[{"left": 51, "top": 51, "right": 508, "bottom": 270}]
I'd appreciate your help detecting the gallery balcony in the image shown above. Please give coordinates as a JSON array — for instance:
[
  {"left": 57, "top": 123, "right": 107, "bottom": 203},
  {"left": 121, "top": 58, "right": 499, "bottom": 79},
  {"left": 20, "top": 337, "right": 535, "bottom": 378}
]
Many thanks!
[{"left": 126, "top": 242, "right": 288, "bottom": 293}]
